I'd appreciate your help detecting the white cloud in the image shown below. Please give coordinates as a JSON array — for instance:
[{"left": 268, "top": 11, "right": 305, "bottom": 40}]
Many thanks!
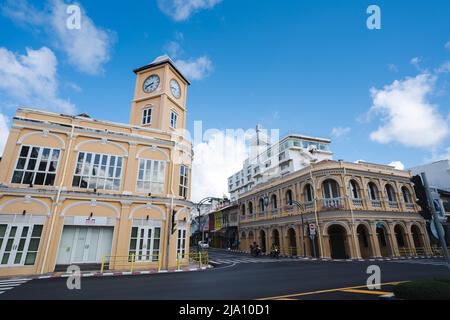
[
  {"left": 0, "top": 114, "right": 10, "bottom": 156},
  {"left": 388, "top": 64, "right": 399, "bottom": 73},
  {"left": 436, "top": 61, "right": 450, "bottom": 74},
  {"left": 388, "top": 161, "right": 405, "bottom": 170},
  {"left": 2, "top": 0, "right": 115, "bottom": 75},
  {"left": 331, "top": 127, "right": 351, "bottom": 139},
  {"left": 0, "top": 46, "right": 75, "bottom": 113},
  {"left": 192, "top": 131, "right": 247, "bottom": 202},
  {"left": 369, "top": 73, "right": 449, "bottom": 148},
  {"left": 410, "top": 57, "right": 421, "bottom": 69},
  {"left": 175, "top": 56, "right": 214, "bottom": 81},
  {"left": 445, "top": 41, "right": 450, "bottom": 51},
  {"left": 157, "top": 0, "right": 222, "bottom": 21}
]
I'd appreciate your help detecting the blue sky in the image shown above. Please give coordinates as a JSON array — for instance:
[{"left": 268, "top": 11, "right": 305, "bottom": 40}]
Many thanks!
[{"left": 0, "top": 0, "right": 449, "bottom": 200}]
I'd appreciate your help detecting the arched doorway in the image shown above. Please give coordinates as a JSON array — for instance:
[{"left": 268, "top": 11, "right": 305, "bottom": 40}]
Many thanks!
[
  {"left": 240, "top": 232, "right": 247, "bottom": 251},
  {"left": 376, "top": 224, "right": 391, "bottom": 257},
  {"left": 328, "top": 225, "right": 348, "bottom": 259},
  {"left": 411, "top": 225, "right": 424, "bottom": 250},
  {"left": 287, "top": 228, "right": 297, "bottom": 256},
  {"left": 271, "top": 229, "right": 280, "bottom": 247},
  {"left": 357, "top": 224, "right": 372, "bottom": 258},
  {"left": 394, "top": 224, "right": 408, "bottom": 253},
  {"left": 259, "top": 230, "right": 266, "bottom": 253}
]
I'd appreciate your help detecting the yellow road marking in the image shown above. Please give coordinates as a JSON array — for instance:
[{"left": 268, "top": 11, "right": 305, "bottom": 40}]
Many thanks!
[
  {"left": 256, "top": 281, "right": 407, "bottom": 300},
  {"left": 340, "top": 289, "right": 393, "bottom": 295},
  {"left": 274, "top": 298, "right": 299, "bottom": 300}
]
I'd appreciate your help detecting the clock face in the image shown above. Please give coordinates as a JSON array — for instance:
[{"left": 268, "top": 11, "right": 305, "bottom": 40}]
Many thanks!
[
  {"left": 143, "top": 74, "right": 160, "bottom": 93},
  {"left": 170, "top": 79, "right": 181, "bottom": 99}
]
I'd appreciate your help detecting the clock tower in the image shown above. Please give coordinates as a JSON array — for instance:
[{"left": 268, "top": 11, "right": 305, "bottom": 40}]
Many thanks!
[{"left": 130, "top": 55, "right": 190, "bottom": 131}]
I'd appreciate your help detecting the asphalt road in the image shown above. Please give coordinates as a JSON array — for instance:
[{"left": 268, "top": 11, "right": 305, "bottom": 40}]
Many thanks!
[{"left": 1, "top": 250, "right": 449, "bottom": 300}]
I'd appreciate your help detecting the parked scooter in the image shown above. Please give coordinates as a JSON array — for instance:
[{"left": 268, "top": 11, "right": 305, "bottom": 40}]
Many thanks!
[
  {"left": 270, "top": 247, "right": 280, "bottom": 259},
  {"left": 251, "top": 245, "right": 262, "bottom": 257}
]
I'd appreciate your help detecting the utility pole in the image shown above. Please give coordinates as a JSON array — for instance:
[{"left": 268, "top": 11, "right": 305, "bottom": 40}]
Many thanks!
[{"left": 421, "top": 173, "right": 450, "bottom": 270}]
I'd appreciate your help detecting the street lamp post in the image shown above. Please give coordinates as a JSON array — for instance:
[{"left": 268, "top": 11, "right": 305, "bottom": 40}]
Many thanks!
[{"left": 293, "top": 200, "right": 307, "bottom": 257}]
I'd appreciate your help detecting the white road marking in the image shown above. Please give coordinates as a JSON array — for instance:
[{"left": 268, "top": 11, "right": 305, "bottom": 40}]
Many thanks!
[{"left": 0, "top": 279, "right": 30, "bottom": 296}]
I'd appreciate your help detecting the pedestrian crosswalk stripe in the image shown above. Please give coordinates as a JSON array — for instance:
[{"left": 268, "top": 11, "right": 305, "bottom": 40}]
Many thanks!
[{"left": 0, "top": 279, "right": 29, "bottom": 295}]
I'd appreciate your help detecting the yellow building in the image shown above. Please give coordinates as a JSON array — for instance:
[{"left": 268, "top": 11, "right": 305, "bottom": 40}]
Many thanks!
[
  {"left": 238, "top": 160, "right": 432, "bottom": 259},
  {"left": 0, "top": 55, "right": 193, "bottom": 277}
]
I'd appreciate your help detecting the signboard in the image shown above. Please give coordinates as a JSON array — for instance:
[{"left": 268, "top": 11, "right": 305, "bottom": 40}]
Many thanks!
[
  {"left": 430, "top": 187, "right": 447, "bottom": 222},
  {"left": 309, "top": 223, "right": 316, "bottom": 236},
  {"left": 73, "top": 216, "right": 108, "bottom": 226}
]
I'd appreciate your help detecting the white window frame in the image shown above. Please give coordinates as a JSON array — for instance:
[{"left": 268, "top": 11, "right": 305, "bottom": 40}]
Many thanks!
[
  {"left": 0, "top": 223, "right": 43, "bottom": 267},
  {"left": 72, "top": 152, "right": 124, "bottom": 191},
  {"left": 179, "top": 165, "right": 189, "bottom": 198},
  {"left": 176, "top": 227, "right": 187, "bottom": 259},
  {"left": 136, "top": 159, "right": 166, "bottom": 194},
  {"left": 170, "top": 110, "right": 178, "bottom": 129},
  {"left": 11, "top": 145, "right": 61, "bottom": 186},
  {"left": 142, "top": 107, "right": 153, "bottom": 125},
  {"left": 129, "top": 225, "right": 161, "bottom": 262}
]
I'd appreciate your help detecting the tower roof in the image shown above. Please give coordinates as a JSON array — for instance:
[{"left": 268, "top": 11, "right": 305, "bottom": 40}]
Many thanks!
[{"left": 133, "top": 55, "right": 191, "bottom": 85}]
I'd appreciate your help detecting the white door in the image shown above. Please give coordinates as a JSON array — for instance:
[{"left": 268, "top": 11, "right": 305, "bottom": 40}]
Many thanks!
[
  {"left": 0, "top": 224, "right": 33, "bottom": 266},
  {"left": 57, "top": 226, "right": 113, "bottom": 265}
]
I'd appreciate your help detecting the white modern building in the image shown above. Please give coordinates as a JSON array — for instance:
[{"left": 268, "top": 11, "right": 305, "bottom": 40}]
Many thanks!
[
  {"left": 228, "top": 128, "right": 333, "bottom": 201},
  {"left": 410, "top": 160, "right": 450, "bottom": 192}
]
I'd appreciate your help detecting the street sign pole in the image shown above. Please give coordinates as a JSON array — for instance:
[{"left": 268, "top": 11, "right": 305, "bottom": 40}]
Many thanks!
[
  {"left": 421, "top": 173, "right": 450, "bottom": 270},
  {"left": 309, "top": 224, "right": 317, "bottom": 258}
]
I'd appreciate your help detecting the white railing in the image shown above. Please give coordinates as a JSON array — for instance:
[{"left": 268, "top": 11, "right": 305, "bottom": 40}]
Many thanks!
[
  {"left": 371, "top": 199, "right": 382, "bottom": 208},
  {"left": 388, "top": 201, "right": 399, "bottom": 209},
  {"left": 322, "top": 198, "right": 344, "bottom": 209},
  {"left": 352, "top": 198, "right": 363, "bottom": 207}
]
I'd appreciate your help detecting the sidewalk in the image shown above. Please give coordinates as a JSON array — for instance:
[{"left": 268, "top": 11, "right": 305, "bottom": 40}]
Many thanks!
[{"left": 0, "top": 263, "right": 213, "bottom": 281}]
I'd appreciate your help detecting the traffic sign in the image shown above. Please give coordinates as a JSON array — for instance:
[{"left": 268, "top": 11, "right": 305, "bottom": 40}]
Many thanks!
[{"left": 309, "top": 223, "right": 316, "bottom": 236}]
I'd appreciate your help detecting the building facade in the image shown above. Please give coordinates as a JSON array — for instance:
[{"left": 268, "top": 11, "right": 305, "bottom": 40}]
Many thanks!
[
  {"left": 238, "top": 160, "right": 431, "bottom": 259},
  {"left": 228, "top": 131, "right": 333, "bottom": 201},
  {"left": 0, "top": 55, "right": 193, "bottom": 277},
  {"left": 410, "top": 160, "right": 450, "bottom": 192}
]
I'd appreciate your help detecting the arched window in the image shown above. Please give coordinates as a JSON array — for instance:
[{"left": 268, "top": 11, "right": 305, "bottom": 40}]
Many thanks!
[
  {"left": 349, "top": 180, "right": 360, "bottom": 199},
  {"left": 304, "top": 184, "right": 314, "bottom": 202},
  {"left": 271, "top": 194, "right": 278, "bottom": 210},
  {"left": 241, "top": 204, "right": 246, "bottom": 216},
  {"left": 322, "top": 179, "right": 340, "bottom": 199},
  {"left": 286, "top": 190, "right": 293, "bottom": 206},
  {"left": 248, "top": 202, "right": 254, "bottom": 215},
  {"left": 402, "top": 186, "right": 412, "bottom": 204},
  {"left": 259, "top": 198, "right": 265, "bottom": 212},
  {"left": 368, "top": 182, "right": 379, "bottom": 200},
  {"left": 385, "top": 184, "right": 396, "bottom": 202}
]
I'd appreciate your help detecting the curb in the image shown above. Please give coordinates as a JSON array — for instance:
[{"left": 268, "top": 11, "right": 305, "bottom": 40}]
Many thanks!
[{"left": 1, "top": 265, "right": 213, "bottom": 282}]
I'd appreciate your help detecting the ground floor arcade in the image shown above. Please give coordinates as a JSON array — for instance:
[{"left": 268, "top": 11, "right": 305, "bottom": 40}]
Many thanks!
[
  {"left": 0, "top": 191, "right": 192, "bottom": 277},
  {"left": 239, "top": 215, "right": 432, "bottom": 260}
]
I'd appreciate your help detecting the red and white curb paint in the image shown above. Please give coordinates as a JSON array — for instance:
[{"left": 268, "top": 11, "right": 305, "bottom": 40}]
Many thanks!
[{"left": 0, "top": 265, "right": 213, "bottom": 282}]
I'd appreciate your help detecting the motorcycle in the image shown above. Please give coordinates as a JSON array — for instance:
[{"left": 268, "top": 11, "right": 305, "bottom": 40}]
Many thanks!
[
  {"left": 270, "top": 247, "right": 280, "bottom": 259},
  {"left": 251, "top": 245, "right": 262, "bottom": 257}
]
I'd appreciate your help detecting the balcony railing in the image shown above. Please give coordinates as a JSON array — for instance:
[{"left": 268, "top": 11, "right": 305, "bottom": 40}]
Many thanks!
[
  {"left": 258, "top": 211, "right": 266, "bottom": 217},
  {"left": 283, "top": 205, "right": 294, "bottom": 214},
  {"left": 271, "top": 209, "right": 279, "bottom": 217},
  {"left": 304, "top": 201, "right": 315, "bottom": 210},
  {"left": 388, "top": 201, "right": 399, "bottom": 209},
  {"left": 241, "top": 215, "right": 246, "bottom": 221},
  {"left": 352, "top": 198, "right": 363, "bottom": 207},
  {"left": 371, "top": 199, "right": 382, "bottom": 208},
  {"left": 322, "top": 198, "right": 344, "bottom": 210},
  {"left": 405, "top": 203, "right": 414, "bottom": 210}
]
